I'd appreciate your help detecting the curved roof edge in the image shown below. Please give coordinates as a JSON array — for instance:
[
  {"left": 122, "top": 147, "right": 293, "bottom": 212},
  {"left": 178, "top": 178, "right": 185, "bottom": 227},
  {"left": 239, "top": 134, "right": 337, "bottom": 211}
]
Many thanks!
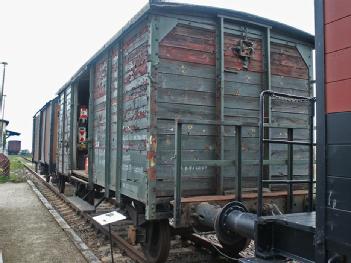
[{"left": 56, "top": 1, "right": 314, "bottom": 95}]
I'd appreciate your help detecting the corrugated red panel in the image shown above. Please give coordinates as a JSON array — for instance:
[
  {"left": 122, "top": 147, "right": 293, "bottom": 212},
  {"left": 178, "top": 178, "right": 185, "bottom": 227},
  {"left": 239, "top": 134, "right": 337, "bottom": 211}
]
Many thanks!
[
  {"left": 326, "top": 79, "right": 351, "bottom": 113},
  {"left": 325, "top": 15, "right": 351, "bottom": 53},
  {"left": 325, "top": 0, "right": 351, "bottom": 24},
  {"left": 326, "top": 47, "right": 351, "bottom": 83}
]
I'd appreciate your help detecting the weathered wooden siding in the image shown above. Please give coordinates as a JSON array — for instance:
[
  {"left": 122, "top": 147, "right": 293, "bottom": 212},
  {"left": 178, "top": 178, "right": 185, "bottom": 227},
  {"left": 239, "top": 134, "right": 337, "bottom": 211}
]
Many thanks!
[
  {"left": 57, "top": 93, "right": 64, "bottom": 173},
  {"left": 155, "top": 23, "right": 264, "bottom": 196},
  {"left": 270, "top": 43, "right": 312, "bottom": 186},
  {"left": 63, "top": 87, "right": 72, "bottom": 174},
  {"left": 109, "top": 46, "right": 119, "bottom": 190},
  {"left": 33, "top": 114, "right": 41, "bottom": 162},
  {"left": 44, "top": 103, "right": 52, "bottom": 164},
  {"left": 40, "top": 109, "right": 46, "bottom": 162},
  {"left": 157, "top": 24, "right": 216, "bottom": 196},
  {"left": 52, "top": 102, "right": 59, "bottom": 166},
  {"left": 154, "top": 20, "right": 312, "bottom": 197},
  {"left": 93, "top": 55, "right": 108, "bottom": 185},
  {"left": 120, "top": 23, "right": 150, "bottom": 200}
]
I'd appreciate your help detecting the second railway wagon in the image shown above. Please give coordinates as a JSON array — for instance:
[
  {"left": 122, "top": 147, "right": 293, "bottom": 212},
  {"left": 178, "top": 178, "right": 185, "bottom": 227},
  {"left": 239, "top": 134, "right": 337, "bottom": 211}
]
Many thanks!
[
  {"left": 33, "top": 2, "right": 314, "bottom": 262},
  {"left": 8, "top": 140, "right": 21, "bottom": 155},
  {"left": 32, "top": 98, "right": 59, "bottom": 178}
]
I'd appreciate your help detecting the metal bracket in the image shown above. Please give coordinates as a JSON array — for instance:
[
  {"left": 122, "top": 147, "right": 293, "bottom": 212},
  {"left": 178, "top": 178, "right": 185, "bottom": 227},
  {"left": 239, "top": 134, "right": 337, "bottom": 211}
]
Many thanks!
[
  {"left": 158, "top": 17, "right": 178, "bottom": 42},
  {"left": 149, "top": 16, "right": 178, "bottom": 65},
  {"left": 296, "top": 44, "right": 313, "bottom": 80}
]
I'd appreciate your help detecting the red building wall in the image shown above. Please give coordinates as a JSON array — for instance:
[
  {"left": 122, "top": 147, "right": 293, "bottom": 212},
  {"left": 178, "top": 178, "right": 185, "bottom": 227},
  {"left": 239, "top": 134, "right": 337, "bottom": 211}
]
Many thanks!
[{"left": 325, "top": 0, "right": 351, "bottom": 113}]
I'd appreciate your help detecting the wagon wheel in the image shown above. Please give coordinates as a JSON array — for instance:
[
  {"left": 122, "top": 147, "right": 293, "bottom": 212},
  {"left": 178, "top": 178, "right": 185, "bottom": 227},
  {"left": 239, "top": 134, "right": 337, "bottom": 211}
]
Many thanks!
[
  {"left": 58, "top": 175, "right": 65, "bottom": 193},
  {"left": 45, "top": 175, "right": 50, "bottom": 183},
  {"left": 142, "top": 220, "right": 171, "bottom": 263},
  {"left": 75, "top": 183, "right": 86, "bottom": 198}
]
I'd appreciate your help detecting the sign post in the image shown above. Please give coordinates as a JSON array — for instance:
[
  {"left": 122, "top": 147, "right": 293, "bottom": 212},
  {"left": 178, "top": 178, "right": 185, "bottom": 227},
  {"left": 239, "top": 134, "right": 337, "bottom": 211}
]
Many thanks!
[{"left": 93, "top": 211, "right": 126, "bottom": 263}]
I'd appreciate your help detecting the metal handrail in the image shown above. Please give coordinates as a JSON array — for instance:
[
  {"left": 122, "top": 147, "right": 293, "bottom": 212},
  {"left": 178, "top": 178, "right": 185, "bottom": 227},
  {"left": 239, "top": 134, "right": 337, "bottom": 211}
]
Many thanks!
[
  {"left": 158, "top": 115, "right": 316, "bottom": 227},
  {"left": 257, "top": 90, "right": 316, "bottom": 216},
  {"left": 170, "top": 118, "right": 245, "bottom": 227}
]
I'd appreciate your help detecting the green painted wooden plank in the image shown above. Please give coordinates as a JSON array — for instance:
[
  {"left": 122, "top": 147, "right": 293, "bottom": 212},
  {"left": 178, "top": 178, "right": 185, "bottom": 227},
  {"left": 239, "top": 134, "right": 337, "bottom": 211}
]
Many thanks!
[
  {"left": 156, "top": 135, "right": 260, "bottom": 150},
  {"left": 264, "top": 123, "right": 309, "bottom": 130},
  {"left": 157, "top": 120, "right": 259, "bottom": 137},
  {"left": 182, "top": 159, "right": 235, "bottom": 167},
  {"left": 271, "top": 75, "right": 309, "bottom": 91},
  {"left": 158, "top": 58, "right": 215, "bottom": 78}
]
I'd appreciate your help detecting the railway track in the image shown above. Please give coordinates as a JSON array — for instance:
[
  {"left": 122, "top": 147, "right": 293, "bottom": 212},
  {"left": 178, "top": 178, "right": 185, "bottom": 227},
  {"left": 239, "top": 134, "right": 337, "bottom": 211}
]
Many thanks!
[{"left": 20, "top": 159, "right": 241, "bottom": 263}]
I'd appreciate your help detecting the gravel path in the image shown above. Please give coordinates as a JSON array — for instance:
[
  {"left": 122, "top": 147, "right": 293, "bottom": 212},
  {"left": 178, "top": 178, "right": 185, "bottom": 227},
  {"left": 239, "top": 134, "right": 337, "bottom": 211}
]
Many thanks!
[{"left": 0, "top": 182, "right": 87, "bottom": 263}]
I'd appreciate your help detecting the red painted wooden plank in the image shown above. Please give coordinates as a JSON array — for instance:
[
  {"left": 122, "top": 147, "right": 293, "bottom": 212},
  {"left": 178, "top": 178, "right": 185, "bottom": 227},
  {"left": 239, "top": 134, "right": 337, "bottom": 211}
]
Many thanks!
[
  {"left": 271, "top": 44, "right": 303, "bottom": 57},
  {"left": 94, "top": 57, "right": 107, "bottom": 99},
  {"left": 326, "top": 78, "right": 351, "bottom": 113},
  {"left": 325, "top": 15, "right": 351, "bottom": 53},
  {"left": 124, "top": 64, "right": 148, "bottom": 84},
  {"left": 325, "top": 0, "right": 351, "bottom": 24},
  {"left": 173, "top": 25, "right": 215, "bottom": 41},
  {"left": 124, "top": 44, "right": 148, "bottom": 65},
  {"left": 159, "top": 45, "right": 216, "bottom": 66},
  {"left": 123, "top": 25, "right": 149, "bottom": 50},
  {"left": 271, "top": 51, "right": 308, "bottom": 80},
  {"left": 272, "top": 52, "right": 306, "bottom": 68},
  {"left": 160, "top": 24, "right": 308, "bottom": 78},
  {"left": 271, "top": 65, "right": 308, "bottom": 80},
  {"left": 161, "top": 32, "right": 215, "bottom": 53},
  {"left": 326, "top": 47, "right": 351, "bottom": 83},
  {"left": 271, "top": 43, "right": 308, "bottom": 79}
]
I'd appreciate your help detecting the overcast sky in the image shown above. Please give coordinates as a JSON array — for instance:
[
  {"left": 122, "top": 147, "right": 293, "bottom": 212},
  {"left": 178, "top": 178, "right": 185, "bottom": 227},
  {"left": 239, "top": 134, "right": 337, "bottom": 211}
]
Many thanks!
[{"left": 0, "top": 0, "right": 314, "bottom": 150}]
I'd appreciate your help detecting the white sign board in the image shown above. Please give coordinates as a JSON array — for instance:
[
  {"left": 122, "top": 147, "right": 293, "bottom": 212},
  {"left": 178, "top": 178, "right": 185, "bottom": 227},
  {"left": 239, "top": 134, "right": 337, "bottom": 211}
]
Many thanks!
[{"left": 93, "top": 211, "right": 126, "bottom": 226}]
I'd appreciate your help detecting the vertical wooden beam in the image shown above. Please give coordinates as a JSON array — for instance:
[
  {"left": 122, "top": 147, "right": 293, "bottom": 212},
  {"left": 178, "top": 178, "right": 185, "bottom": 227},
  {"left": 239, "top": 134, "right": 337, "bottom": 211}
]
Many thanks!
[
  {"left": 88, "top": 66, "right": 95, "bottom": 190},
  {"left": 70, "top": 82, "right": 78, "bottom": 171},
  {"left": 264, "top": 28, "right": 271, "bottom": 92},
  {"left": 145, "top": 16, "right": 159, "bottom": 220},
  {"left": 287, "top": 128, "right": 294, "bottom": 213},
  {"left": 235, "top": 126, "right": 242, "bottom": 202},
  {"left": 32, "top": 116, "right": 36, "bottom": 163},
  {"left": 115, "top": 44, "right": 124, "bottom": 203},
  {"left": 174, "top": 121, "right": 182, "bottom": 227},
  {"left": 104, "top": 51, "right": 113, "bottom": 198},
  {"left": 38, "top": 108, "right": 43, "bottom": 165},
  {"left": 216, "top": 16, "right": 225, "bottom": 195},
  {"left": 61, "top": 91, "right": 66, "bottom": 174},
  {"left": 49, "top": 98, "right": 56, "bottom": 173},
  {"left": 263, "top": 27, "right": 271, "bottom": 187}
]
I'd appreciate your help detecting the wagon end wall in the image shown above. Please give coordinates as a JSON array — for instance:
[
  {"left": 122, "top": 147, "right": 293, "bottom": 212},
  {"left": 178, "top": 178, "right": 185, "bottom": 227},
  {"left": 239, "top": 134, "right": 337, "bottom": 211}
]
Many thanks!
[{"left": 152, "top": 14, "right": 313, "bottom": 199}]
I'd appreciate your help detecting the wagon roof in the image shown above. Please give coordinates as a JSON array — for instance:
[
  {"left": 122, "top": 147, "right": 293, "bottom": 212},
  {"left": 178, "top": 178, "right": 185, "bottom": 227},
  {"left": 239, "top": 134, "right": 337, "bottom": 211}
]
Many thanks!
[{"left": 57, "top": 1, "right": 314, "bottom": 94}]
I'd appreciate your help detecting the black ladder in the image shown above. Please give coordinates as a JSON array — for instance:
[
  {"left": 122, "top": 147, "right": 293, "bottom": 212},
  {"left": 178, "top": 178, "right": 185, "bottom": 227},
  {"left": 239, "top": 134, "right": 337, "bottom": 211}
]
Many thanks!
[{"left": 257, "top": 90, "right": 316, "bottom": 216}]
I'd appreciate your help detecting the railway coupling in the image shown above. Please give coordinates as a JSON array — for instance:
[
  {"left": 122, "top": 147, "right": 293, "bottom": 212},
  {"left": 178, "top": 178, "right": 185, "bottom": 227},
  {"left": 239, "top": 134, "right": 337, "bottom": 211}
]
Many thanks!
[
  {"left": 193, "top": 201, "right": 317, "bottom": 262},
  {"left": 194, "top": 202, "right": 254, "bottom": 256}
]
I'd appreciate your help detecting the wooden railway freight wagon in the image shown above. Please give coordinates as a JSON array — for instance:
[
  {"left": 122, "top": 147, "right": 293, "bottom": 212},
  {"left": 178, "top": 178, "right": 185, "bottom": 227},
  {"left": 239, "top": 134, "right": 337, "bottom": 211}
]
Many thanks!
[
  {"left": 37, "top": 2, "right": 315, "bottom": 261},
  {"left": 32, "top": 98, "right": 59, "bottom": 177}
]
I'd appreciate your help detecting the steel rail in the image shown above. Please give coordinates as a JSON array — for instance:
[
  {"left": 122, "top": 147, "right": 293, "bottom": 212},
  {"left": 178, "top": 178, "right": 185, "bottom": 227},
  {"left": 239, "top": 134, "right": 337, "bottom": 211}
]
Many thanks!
[{"left": 21, "top": 159, "right": 147, "bottom": 263}]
